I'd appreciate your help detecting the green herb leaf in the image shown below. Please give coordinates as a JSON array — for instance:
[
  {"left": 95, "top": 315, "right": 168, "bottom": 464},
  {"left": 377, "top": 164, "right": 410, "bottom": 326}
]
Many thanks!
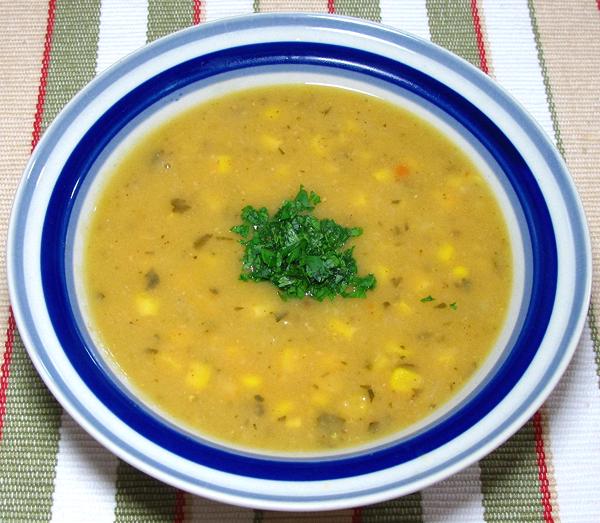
[
  {"left": 449, "top": 302, "right": 458, "bottom": 310},
  {"left": 230, "top": 186, "right": 377, "bottom": 301},
  {"left": 420, "top": 295, "right": 435, "bottom": 303}
]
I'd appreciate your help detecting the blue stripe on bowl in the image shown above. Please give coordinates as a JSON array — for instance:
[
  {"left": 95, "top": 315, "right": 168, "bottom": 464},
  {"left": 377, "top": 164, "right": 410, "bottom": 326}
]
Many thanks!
[
  {"left": 8, "top": 14, "right": 588, "bottom": 505},
  {"left": 39, "top": 41, "right": 557, "bottom": 481}
]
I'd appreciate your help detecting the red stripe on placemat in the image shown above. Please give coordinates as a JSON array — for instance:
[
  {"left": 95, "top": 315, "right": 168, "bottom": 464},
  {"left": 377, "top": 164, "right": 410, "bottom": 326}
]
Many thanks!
[
  {"left": 0, "top": 310, "right": 16, "bottom": 442},
  {"left": 31, "top": 0, "right": 57, "bottom": 150},
  {"left": 470, "top": 0, "right": 489, "bottom": 74},
  {"left": 533, "top": 411, "right": 554, "bottom": 523},
  {"left": 0, "top": 0, "right": 56, "bottom": 445},
  {"left": 173, "top": 489, "right": 186, "bottom": 523},
  {"left": 193, "top": 0, "right": 202, "bottom": 25},
  {"left": 328, "top": 0, "right": 335, "bottom": 15},
  {"left": 352, "top": 506, "right": 362, "bottom": 523}
]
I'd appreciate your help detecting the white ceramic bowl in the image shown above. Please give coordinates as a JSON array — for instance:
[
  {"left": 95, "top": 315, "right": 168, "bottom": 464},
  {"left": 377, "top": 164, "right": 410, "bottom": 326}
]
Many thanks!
[{"left": 7, "top": 14, "right": 591, "bottom": 511}]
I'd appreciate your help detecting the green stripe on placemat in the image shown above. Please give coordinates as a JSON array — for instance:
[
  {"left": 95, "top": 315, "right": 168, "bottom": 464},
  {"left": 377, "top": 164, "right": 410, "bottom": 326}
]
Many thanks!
[
  {"left": 362, "top": 493, "right": 423, "bottom": 522},
  {"left": 147, "top": 0, "right": 194, "bottom": 42},
  {"left": 426, "top": 0, "right": 480, "bottom": 69},
  {"left": 334, "top": 0, "right": 381, "bottom": 22},
  {"left": 0, "top": 332, "right": 63, "bottom": 521},
  {"left": 589, "top": 303, "right": 600, "bottom": 384},
  {"left": 0, "top": 1, "right": 101, "bottom": 520},
  {"left": 526, "top": 0, "right": 565, "bottom": 158},
  {"left": 41, "top": 0, "right": 101, "bottom": 133},
  {"left": 114, "top": 461, "right": 178, "bottom": 522},
  {"left": 480, "top": 420, "right": 544, "bottom": 521}
]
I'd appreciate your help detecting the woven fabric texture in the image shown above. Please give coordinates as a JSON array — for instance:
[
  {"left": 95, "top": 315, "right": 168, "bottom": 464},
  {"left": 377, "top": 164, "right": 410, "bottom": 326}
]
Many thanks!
[{"left": 0, "top": 1, "right": 598, "bottom": 522}]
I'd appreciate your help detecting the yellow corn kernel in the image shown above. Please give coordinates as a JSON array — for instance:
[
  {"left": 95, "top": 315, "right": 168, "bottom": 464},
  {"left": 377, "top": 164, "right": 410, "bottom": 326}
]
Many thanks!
[
  {"left": 136, "top": 293, "right": 159, "bottom": 316},
  {"left": 280, "top": 347, "right": 299, "bottom": 373},
  {"left": 437, "top": 243, "right": 455, "bottom": 262},
  {"left": 272, "top": 400, "right": 294, "bottom": 419},
  {"left": 393, "top": 301, "right": 413, "bottom": 315},
  {"left": 241, "top": 374, "right": 263, "bottom": 388},
  {"left": 260, "top": 134, "right": 282, "bottom": 151},
  {"left": 215, "top": 155, "right": 232, "bottom": 173},
  {"left": 310, "top": 390, "right": 329, "bottom": 407},
  {"left": 263, "top": 106, "right": 280, "bottom": 119},
  {"left": 185, "top": 362, "right": 212, "bottom": 390},
  {"left": 328, "top": 318, "right": 356, "bottom": 339},
  {"left": 371, "top": 168, "right": 393, "bottom": 183},
  {"left": 285, "top": 416, "right": 303, "bottom": 428},
  {"left": 452, "top": 265, "right": 470, "bottom": 279},
  {"left": 390, "top": 367, "right": 424, "bottom": 393}
]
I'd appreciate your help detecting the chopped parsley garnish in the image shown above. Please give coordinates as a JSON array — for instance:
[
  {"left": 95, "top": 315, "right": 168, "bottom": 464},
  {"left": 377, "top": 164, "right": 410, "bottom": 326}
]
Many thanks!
[
  {"left": 449, "top": 302, "right": 458, "bottom": 310},
  {"left": 231, "top": 186, "right": 376, "bottom": 301},
  {"left": 420, "top": 295, "right": 435, "bottom": 303}
]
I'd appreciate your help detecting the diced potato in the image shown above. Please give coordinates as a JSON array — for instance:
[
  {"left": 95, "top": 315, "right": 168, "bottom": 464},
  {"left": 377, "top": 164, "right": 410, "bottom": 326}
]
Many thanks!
[
  {"left": 260, "top": 134, "right": 282, "bottom": 151},
  {"left": 241, "top": 374, "right": 263, "bottom": 388},
  {"left": 393, "top": 301, "right": 413, "bottom": 315},
  {"left": 136, "top": 293, "right": 159, "bottom": 316},
  {"left": 185, "top": 362, "right": 212, "bottom": 390},
  {"left": 215, "top": 155, "right": 232, "bottom": 173},
  {"left": 272, "top": 400, "right": 294, "bottom": 419},
  {"left": 263, "top": 106, "right": 280, "bottom": 119},
  {"left": 328, "top": 318, "right": 356, "bottom": 339},
  {"left": 371, "top": 168, "right": 393, "bottom": 183},
  {"left": 452, "top": 265, "right": 470, "bottom": 279},
  {"left": 285, "top": 416, "right": 302, "bottom": 428},
  {"left": 437, "top": 243, "right": 455, "bottom": 262},
  {"left": 390, "top": 367, "right": 424, "bottom": 393}
]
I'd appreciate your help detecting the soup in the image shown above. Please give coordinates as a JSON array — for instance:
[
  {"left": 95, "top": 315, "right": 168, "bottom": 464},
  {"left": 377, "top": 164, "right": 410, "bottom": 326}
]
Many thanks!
[{"left": 83, "top": 85, "right": 512, "bottom": 451}]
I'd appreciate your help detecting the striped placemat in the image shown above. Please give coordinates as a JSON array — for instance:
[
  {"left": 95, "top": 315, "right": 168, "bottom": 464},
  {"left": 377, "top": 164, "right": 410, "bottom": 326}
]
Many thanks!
[{"left": 0, "top": 1, "right": 599, "bottom": 521}]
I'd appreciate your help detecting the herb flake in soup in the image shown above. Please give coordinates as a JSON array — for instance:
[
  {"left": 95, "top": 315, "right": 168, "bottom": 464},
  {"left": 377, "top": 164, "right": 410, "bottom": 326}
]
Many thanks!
[{"left": 83, "top": 85, "right": 512, "bottom": 451}]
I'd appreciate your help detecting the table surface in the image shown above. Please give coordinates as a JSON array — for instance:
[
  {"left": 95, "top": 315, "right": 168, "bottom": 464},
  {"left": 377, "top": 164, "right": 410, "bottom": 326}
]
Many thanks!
[{"left": 1, "top": 1, "right": 599, "bottom": 522}]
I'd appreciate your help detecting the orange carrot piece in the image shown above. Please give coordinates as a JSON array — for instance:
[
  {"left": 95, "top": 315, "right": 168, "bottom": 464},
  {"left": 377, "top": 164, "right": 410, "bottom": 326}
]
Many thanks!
[{"left": 394, "top": 164, "right": 410, "bottom": 179}]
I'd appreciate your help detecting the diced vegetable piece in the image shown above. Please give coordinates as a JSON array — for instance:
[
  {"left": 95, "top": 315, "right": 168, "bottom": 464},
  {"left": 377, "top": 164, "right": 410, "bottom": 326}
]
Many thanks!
[
  {"left": 371, "top": 168, "right": 393, "bottom": 183},
  {"left": 437, "top": 243, "right": 455, "bottom": 262},
  {"left": 328, "top": 318, "right": 356, "bottom": 339},
  {"left": 241, "top": 374, "right": 263, "bottom": 388},
  {"left": 185, "top": 362, "right": 212, "bottom": 390},
  {"left": 216, "top": 155, "right": 232, "bottom": 173},
  {"left": 135, "top": 293, "right": 159, "bottom": 316},
  {"left": 390, "top": 367, "right": 424, "bottom": 393},
  {"left": 452, "top": 265, "right": 470, "bottom": 279}
]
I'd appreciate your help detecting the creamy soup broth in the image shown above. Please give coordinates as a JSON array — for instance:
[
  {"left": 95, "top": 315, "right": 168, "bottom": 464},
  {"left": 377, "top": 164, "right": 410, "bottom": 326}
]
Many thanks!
[{"left": 83, "top": 85, "right": 512, "bottom": 451}]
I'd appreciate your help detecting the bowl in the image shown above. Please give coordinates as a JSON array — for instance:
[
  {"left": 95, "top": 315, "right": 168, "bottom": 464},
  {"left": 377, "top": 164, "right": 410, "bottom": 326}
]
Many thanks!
[{"left": 7, "top": 13, "right": 591, "bottom": 511}]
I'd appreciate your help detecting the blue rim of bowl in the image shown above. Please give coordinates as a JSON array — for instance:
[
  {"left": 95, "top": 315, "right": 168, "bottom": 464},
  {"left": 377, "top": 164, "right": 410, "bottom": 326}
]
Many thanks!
[{"left": 9, "top": 14, "right": 589, "bottom": 503}]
